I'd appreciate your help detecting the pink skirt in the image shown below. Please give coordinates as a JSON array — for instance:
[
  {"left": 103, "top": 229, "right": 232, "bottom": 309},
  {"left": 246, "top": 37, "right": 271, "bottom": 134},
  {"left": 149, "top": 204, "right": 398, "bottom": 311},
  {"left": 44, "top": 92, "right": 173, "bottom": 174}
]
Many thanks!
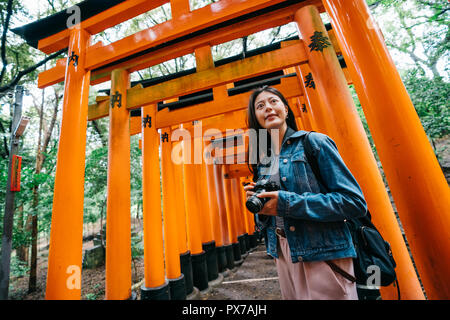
[{"left": 275, "top": 236, "right": 358, "bottom": 300}]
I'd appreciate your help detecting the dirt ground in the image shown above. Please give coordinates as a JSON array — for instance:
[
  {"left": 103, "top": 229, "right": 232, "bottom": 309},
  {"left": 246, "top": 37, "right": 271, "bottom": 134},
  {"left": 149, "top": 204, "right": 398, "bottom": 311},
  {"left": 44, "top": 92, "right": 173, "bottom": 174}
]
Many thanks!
[
  {"left": 8, "top": 240, "right": 280, "bottom": 300},
  {"left": 202, "top": 245, "right": 281, "bottom": 300}
]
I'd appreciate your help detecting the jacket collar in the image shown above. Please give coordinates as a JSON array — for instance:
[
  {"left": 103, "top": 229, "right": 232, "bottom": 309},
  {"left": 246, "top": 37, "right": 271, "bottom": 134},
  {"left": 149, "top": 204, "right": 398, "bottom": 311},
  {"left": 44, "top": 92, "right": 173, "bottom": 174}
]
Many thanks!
[
  {"left": 278, "top": 128, "right": 307, "bottom": 152},
  {"left": 258, "top": 128, "right": 308, "bottom": 166},
  {"left": 287, "top": 129, "right": 308, "bottom": 139}
]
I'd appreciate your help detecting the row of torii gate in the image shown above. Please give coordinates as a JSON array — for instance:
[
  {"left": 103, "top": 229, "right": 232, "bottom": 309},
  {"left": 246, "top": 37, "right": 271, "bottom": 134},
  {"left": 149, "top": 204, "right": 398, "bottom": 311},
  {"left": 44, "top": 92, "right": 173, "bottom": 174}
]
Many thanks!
[{"left": 15, "top": 0, "right": 450, "bottom": 300}]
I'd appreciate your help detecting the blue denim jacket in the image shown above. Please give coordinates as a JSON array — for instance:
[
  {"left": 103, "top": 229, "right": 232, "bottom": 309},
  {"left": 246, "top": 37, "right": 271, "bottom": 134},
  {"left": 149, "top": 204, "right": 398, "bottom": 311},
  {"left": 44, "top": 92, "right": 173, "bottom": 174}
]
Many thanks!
[{"left": 255, "top": 129, "right": 367, "bottom": 263}]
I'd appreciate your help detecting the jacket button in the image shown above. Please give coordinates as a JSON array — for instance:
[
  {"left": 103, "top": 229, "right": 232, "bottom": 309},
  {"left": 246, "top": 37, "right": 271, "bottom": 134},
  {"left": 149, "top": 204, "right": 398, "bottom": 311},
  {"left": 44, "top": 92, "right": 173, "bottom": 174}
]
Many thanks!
[
  {"left": 297, "top": 256, "right": 303, "bottom": 262},
  {"left": 287, "top": 140, "right": 291, "bottom": 145},
  {"left": 283, "top": 159, "right": 288, "bottom": 164},
  {"left": 281, "top": 177, "right": 287, "bottom": 182},
  {"left": 289, "top": 226, "right": 295, "bottom": 232}
]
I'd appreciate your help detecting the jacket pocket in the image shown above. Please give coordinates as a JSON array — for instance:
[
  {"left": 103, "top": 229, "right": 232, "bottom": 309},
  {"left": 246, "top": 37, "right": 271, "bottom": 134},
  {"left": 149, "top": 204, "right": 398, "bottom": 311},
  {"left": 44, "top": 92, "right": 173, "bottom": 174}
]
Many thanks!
[
  {"left": 288, "top": 219, "right": 348, "bottom": 249},
  {"left": 290, "top": 152, "right": 311, "bottom": 192}
]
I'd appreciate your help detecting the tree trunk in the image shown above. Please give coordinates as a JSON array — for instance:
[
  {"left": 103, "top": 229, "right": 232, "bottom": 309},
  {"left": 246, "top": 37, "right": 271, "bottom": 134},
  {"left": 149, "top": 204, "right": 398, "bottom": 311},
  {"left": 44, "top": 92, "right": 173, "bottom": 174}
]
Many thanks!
[
  {"left": 28, "top": 196, "right": 38, "bottom": 293},
  {"left": 16, "top": 204, "right": 29, "bottom": 264},
  {"left": 28, "top": 84, "right": 60, "bottom": 292}
]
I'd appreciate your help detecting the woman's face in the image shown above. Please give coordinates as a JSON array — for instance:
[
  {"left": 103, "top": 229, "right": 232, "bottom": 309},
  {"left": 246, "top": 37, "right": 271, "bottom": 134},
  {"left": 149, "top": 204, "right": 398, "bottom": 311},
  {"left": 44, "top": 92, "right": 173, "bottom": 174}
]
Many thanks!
[{"left": 254, "top": 91, "right": 289, "bottom": 130}]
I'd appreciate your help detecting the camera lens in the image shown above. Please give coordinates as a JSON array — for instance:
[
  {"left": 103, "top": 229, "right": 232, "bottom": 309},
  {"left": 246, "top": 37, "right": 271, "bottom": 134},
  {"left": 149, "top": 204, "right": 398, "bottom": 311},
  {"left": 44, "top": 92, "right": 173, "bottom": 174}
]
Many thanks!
[{"left": 246, "top": 196, "right": 264, "bottom": 214}]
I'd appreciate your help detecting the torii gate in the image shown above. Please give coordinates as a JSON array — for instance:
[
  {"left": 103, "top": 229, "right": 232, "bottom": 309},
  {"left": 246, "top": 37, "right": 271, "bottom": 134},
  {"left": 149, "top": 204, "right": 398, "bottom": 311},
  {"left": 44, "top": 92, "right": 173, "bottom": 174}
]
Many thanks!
[{"left": 12, "top": 0, "right": 450, "bottom": 300}]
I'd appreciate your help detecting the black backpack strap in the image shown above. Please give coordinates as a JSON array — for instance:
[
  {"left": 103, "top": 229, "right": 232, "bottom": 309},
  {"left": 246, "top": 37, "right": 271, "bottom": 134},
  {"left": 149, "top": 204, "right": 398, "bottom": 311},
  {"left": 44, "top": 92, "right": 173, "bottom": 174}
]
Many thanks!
[
  {"left": 303, "top": 131, "right": 357, "bottom": 283},
  {"left": 302, "top": 131, "right": 328, "bottom": 193}
]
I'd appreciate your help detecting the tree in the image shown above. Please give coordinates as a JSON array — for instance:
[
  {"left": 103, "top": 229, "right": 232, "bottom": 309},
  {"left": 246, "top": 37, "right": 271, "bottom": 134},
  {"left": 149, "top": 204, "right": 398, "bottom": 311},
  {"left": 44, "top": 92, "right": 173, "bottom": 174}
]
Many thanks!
[
  {"left": 366, "top": 0, "right": 449, "bottom": 163},
  {"left": 368, "top": 0, "right": 449, "bottom": 79},
  {"left": 27, "top": 83, "right": 61, "bottom": 292}
]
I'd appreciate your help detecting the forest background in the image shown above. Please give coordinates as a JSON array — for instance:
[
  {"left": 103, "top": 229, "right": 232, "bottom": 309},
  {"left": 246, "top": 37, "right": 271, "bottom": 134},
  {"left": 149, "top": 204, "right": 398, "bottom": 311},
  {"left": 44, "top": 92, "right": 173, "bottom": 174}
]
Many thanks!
[{"left": 0, "top": 0, "right": 448, "bottom": 299}]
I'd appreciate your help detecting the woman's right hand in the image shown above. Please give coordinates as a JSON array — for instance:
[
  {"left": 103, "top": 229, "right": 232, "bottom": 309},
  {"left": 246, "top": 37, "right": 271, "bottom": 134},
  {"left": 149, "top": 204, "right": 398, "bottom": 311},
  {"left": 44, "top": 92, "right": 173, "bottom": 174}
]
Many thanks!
[{"left": 243, "top": 182, "right": 256, "bottom": 200}]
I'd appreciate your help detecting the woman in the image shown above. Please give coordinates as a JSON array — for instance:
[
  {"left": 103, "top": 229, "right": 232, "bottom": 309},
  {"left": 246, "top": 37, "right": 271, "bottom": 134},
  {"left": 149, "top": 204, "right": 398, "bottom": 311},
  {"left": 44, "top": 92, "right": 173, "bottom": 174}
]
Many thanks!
[{"left": 244, "top": 86, "right": 367, "bottom": 300}]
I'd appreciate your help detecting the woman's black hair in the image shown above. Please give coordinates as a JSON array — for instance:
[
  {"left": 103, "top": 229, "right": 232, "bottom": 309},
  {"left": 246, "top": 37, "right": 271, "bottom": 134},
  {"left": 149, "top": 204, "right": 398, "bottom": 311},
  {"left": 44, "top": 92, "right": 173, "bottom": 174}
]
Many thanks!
[{"left": 246, "top": 86, "right": 298, "bottom": 180}]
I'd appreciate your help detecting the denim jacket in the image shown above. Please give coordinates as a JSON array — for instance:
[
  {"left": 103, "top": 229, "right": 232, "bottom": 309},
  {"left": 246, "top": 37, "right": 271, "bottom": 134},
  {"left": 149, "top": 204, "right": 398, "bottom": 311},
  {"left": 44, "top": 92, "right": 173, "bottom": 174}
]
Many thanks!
[{"left": 255, "top": 129, "right": 367, "bottom": 263}]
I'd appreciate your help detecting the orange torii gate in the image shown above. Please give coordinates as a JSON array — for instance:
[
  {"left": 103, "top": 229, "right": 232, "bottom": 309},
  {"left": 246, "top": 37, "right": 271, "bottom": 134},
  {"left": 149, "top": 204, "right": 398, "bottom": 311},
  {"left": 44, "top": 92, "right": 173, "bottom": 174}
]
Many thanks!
[{"left": 13, "top": 0, "right": 450, "bottom": 300}]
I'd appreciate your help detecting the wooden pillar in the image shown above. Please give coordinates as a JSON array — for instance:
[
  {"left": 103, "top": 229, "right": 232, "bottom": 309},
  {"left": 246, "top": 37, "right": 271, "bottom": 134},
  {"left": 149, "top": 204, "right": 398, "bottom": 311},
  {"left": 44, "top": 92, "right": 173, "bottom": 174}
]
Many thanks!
[
  {"left": 194, "top": 45, "right": 215, "bottom": 246},
  {"left": 293, "top": 97, "right": 306, "bottom": 130},
  {"left": 231, "top": 178, "right": 245, "bottom": 237},
  {"left": 205, "top": 145, "right": 224, "bottom": 247},
  {"left": 105, "top": 68, "right": 132, "bottom": 300},
  {"left": 45, "top": 28, "right": 91, "bottom": 300},
  {"left": 296, "top": 64, "right": 331, "bottom": 135},
  {"left": 170, "top": 0, "right": 190, "bottom": 18},
  {"left": 214, "top": 163, "right": 231, "bottom": 245},
  {"left": 182, "top": 138, "right": 203, "bottom": 255},
  {"left": 141, "top": 104, "right": 166, "bottom": 289},
  {"left": 161, "top": 127, "right": 182, "bottom": 280},
  {"left": 282, "top": 41, "right": 317, "bottom": 132},
  {"left": 171, "top": 130, "right": 194, "bottom": 295},
  {"left": 242, "top": 176, "right": 256, "bottom": 235},
  {"left": 182, "top": 125, "right": 209, "bottom": 290},
  {"left": 298, "top": 95, "right": 316, "bottom": 131},
  {"left": 199, "top": 146, "right": 214, "bottom": 246},
  {"left": 295, "top": 5, "right": 423, "bottom": 299},
  {"left": 172, "top": 139, "right": 189, "bottom": 256},
  {"left": 238, "top": 177, "right": 251, "bottom": 236},
  {"left": 223, "top": 176, "right": 238, "bottom": 247},
  {"left": 323, "top": 0, "right": 450, "bottom": 299}
]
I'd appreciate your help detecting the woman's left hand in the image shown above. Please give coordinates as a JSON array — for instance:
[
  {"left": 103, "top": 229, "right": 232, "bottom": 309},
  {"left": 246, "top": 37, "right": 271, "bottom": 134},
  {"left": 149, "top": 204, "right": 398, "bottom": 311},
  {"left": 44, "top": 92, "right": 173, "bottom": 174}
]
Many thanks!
[{"left": 257, "top": 191, "right": 279, "bottom": 216}]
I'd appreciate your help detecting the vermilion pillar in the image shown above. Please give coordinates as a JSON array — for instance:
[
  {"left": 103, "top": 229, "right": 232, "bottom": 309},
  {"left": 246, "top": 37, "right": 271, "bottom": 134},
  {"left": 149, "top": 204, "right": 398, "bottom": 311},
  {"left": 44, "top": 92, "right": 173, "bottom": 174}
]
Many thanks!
[
  {"left": 241, "top": 177, "right": 256, "bottom": 236},
  {"left": 230, "top": 178, "right": 243, "bottom": 237},
  {"left": 199, "top": 155, "right": 214, "bottom": 246},
  {"left": 182, "top": 130, "right": 209, "bottom": 291},
  {"left": 281, "top": 42, "right": 317, "bottom": 132},
  {"left": 170, "top": 0, "right": 190, "bottom": 18},
  {"left": 223, "top": 178, "right": 238, "bottom": 246},
  {"left": 172, "top": 139, "right": 189, "bottom": 256},
  {"left": 213, "top": 163, "right": 236, "bottom": 270},
  {"left": 232, "top": 177, "right": 247, "bottom": 255},
  {"left": 161, "top": 127, "right": 182, "bottom": 279},
  {"left": 238, "top": 177, "right": 250, "bottom": 236},
  {"left": 161, "top": 127, "right": 186, "bottom": 299},
  {"left": 223, "top": 174, "right": 242, "bottom": 265},
  {"left": 46, "top": 28, "right": 91, "bottom": 300},
  {"left": 296, "top": 64, "right": 331, "bottom": 135},
  {"left": 171, "top": 138, "right": 192, "bottom": 295},
  {"left": 183, "top": 139, "right": 203, "bottom": 255},
  {"left": 141, "top": 104, "right": 166, "bottom": 292},
  {"left": 105, "top": 68, "right": 132, "bottom": 300},
  {"left": 295, "top": 5, "right": 423, "bottom": 299},
  {"left": 205, "top": 147, "right": 224, "bottom": 248},
  {"left": 298, "top": 95, "right": 316, "bottom": 131},
  {"left": 214, "top": 164, "right": 230, "bottom": 246},
  {"left": 291, "top": 98, "right": 306, "bottom": 130},
  {"left": 323, "top": 0, "right": 450, "bottom": 299}
]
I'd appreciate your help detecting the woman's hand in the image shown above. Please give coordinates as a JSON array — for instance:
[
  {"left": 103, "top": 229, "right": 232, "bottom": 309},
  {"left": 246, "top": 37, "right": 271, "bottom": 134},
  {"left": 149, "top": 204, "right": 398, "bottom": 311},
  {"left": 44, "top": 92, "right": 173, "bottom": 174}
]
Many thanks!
[
  {"left": 257, "top": 191, "right": 279, "bottom": 216},
  {"left": 243, "top": 182, "right": 256, "bottom": 200},
  {"left": 243, "top": 183, "right": 279, "bottom": 216}
]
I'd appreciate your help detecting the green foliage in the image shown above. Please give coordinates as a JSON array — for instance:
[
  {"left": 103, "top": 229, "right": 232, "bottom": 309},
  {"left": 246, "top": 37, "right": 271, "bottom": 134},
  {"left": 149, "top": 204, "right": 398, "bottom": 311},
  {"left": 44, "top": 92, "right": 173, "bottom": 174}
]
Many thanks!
[
  {"left": 9, "top": 255, "right": 29, "bottom": 278},
  {"left": 131, "top": 232, "right": 144, "bottom": 260},
  {"left": 402, "top": 69, "right": 450, "bottom": 138}
]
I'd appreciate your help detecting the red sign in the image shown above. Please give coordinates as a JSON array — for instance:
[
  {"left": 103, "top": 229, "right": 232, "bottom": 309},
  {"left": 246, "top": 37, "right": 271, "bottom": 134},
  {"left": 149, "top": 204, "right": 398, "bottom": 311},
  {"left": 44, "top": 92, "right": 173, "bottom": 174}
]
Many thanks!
[{"left": 10, "top": 155, "right": 22, "bottom": 192}]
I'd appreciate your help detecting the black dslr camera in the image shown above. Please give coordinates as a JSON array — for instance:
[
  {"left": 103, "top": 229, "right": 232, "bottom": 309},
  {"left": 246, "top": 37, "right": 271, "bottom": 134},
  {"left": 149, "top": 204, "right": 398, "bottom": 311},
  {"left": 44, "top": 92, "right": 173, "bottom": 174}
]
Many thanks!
[{"left": 245, "top": 179, "right": 280, "bottom": 214}]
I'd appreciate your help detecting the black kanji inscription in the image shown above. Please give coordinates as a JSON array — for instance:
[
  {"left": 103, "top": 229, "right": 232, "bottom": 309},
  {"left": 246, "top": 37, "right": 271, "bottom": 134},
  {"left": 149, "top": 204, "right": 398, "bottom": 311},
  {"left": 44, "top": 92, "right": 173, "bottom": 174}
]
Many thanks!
[
  {"left": 110, "top": 91, "right": 122, "bottom": 108},
  {"left": 308, "top": 31, "right": 331, "bottom": 52}
]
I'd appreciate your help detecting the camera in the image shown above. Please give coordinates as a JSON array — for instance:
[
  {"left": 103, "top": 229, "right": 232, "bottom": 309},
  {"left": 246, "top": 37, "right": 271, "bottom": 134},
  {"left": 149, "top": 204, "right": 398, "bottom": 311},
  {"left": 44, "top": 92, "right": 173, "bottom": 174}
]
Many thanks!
[{"left": 246, "top": 179, "right": 280, "bottom": 214}]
